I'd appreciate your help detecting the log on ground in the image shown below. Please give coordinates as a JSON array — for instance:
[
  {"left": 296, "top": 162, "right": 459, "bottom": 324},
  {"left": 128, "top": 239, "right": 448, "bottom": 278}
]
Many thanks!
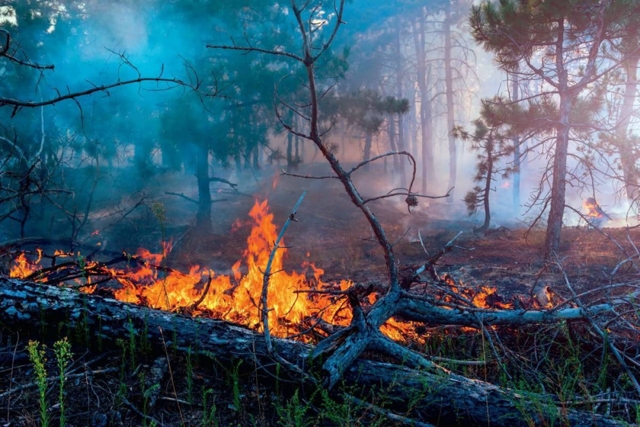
[{"left": 0, "top": 277, "right": 626, "bottom": 427}]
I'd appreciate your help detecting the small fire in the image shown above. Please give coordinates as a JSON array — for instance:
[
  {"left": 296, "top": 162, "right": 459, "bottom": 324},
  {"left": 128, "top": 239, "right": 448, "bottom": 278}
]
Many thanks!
[
  {"left": 583, "top": 197, "right": 606, "bottom": 228},
  {"left": 472, "top": 286, "right": 514, "bottom": 310},
  {"left": 583, "top": 197, "right": 603, "bottom": 218},
  {"left": 9, "top": 249, "right": 43, "bottom": 279}
]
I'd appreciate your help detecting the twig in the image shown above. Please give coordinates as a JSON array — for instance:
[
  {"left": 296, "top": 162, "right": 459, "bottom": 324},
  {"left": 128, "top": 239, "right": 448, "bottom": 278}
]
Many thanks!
[
  {"left": 120, "top": 395, "right": 166, "bottom": 427},
  {"left": 554, "top": 256, "right": 640, "bottom": 397},
  {"left": 158, "top": 327, "right": 185, "bottom": 426},
  {"left": 165, "top": 192, "right": 198, "bottom": 205},
  {"left": 0, "top": 368, "right": 118, "bottom": 399},
  {"left": 6, "top": 331, "right": 18, "bottom": 420},
  {"left": 417, "top": 230, "right": 429, "bottom": 255},
  {"left": 190, "top": 273, "right": 212, "bottom": 311},
  {"left": 414, "top": 231, "right": 463, "bottom": 277},
  {"left": 261, "top": 191, "right": 307, "bottom": 354},
  {"left": 346, "top": 394, "right": 437, "bottom": 427}
]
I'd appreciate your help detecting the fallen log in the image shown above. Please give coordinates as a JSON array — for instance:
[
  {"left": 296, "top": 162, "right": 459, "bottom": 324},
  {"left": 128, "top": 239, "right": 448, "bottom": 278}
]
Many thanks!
[{"left": 0, "top": 277, "right": 627, "bottom": 427}]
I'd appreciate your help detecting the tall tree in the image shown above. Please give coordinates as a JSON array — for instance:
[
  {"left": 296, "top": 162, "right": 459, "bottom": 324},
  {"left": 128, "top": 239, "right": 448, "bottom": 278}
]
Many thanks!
[{"left": 471, "top": 0, "right": 636, "bottom": 257}]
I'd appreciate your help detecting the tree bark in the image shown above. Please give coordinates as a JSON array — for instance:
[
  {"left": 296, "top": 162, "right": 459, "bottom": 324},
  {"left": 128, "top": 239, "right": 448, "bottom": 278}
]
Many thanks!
[
  {"left": 363, "top": 130, "right": 373, "bottom": 169},
  {"left": 444, "top": 2, "right": 457, "bottom": 202},
  {"left": 544, "top": 94, "right": 571, "bottom": 257},
  {"left": 544, "top": 19, "right": 571, "bottom": 258},
  {"left": 0, "top": 278, "right": 626, "bottom": 427},
  {"left": 195, "top": 144, "right": 213, "bottom": 234},
  {"left": 511, "top": 73, "right": 522, "bottom": 214},
  {"left": 412, "top": 14, "right": 435, "bottom": 194},
  {"left": 387, "top": 114, "right": 400, "bottom": 174},
  {"left": 395, "top": 16, "right": 407, "bottom": 190}
]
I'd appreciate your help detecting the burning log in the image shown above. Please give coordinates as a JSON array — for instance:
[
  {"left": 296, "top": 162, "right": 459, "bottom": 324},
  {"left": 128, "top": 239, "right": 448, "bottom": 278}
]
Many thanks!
[{"left": 0, "top": 277, "right": 628, "bottom": 427}]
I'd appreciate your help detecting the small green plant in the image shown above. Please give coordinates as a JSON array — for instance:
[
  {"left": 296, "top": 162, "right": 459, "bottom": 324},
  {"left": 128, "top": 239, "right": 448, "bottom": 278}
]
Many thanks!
[
  {"left": 231, "top": 360, "right": 243, "bottom": 411},
  {"left": 27, "top": 340, "right": 50, "bottom": 427},
  {"left": 76, "top": 253, "right": 86, "bottom": 276},
  {"left": 141, "top": 312, "right": 151, "bottom": 358},
  {"left": 77, "top": 296, "right": 91, "bottom": 347},
  {"left": 53, "top": 338, "right": 73, "bottom": 427},
  {"left": 127, "top": 319, "right": 137, "bottom": 370},
  {"left": 275, "top": 389, "right": 315, "bottom": 427},
  {"left": 319, "top": 388, "right": 355, "bottom": 425},
  {"left": 116, "top": 338, "right": 129, "bottom": 403},
  {"left": 139, "top": 372, "right": 160, "bottom": 427},
  {"left": 186, "top": 346, "right": 194, "bottom": 404},
  {"left": 201, "top": 388, "right": 218, "bottom": 427}
]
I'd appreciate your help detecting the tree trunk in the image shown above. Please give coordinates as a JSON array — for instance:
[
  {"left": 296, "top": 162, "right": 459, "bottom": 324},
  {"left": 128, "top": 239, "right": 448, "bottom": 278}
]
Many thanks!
[
  {"left": 387, "top": 114, "right": 400, "bottom": 174},
  {"left": 0, "top": 278, "right": 626, "bottom": 427},
  {"left": 408, "top": 89, "right": 418, "bottom": 159},
  {"left": 444, "top": 2, "right": 457, "bottom": 202},
  {"left": 511, "top": 73, "right": 522, "bottom": 214},
  {"left": 544, "top": 19, "right": 572, "bottom": 258},
  {"left": 478, "top": 139, "right": 493, "bottom": 232},
  {"left": 544, "top": 92, "right": 571, "bottom": 258},
  {"left": 286, "top": 132, "right": 294, "bottom": 172},
  {"left": 412, "top": 15, "right": 435, "bottom": 194},
  {"left": 617, "top": 50, "right": 640, "bottom": 205},
  {"left": 395, "top": 16, "right": 407, "bottom": 190},
  {"left": 252, "top": 144, "right": 260, "bottom": 170},
  {"left": 195, "top": 144, "right": 212, "bottom": 234},
  {"left": 363, "top": 130, "right": 373, "bottom": 170}
]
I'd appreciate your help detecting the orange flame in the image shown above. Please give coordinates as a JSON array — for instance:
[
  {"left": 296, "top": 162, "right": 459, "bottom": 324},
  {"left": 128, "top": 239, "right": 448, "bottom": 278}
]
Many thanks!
[
  {"left": 583, "top": 198, "right": 604, "bottom": 219},
  {"left": 7, "top": 200, "right": 435, "bottom": 342},
  {"left": 9, "top": 250, "right": 42, "bottom": 279},
  {"left": 472, "top": 286, "right": 514, "bottom": 310}
]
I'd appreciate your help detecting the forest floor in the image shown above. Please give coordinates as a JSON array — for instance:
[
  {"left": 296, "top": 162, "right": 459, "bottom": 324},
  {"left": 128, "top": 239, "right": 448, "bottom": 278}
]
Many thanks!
[{"left": 0, "top": 163, "right": 639, "bottom": 426}]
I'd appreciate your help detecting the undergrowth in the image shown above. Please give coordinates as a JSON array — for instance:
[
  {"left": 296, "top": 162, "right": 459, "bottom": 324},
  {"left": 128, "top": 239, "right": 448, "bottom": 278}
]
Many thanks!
[{"left": 4, "top": 317, "right": 634, "bottom": 427}]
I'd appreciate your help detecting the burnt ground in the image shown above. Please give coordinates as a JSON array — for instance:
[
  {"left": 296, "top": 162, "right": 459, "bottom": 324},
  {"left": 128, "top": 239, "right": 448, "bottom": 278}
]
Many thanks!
[{"left": 0, "top": 162, "right": 639, "bottom": 426}]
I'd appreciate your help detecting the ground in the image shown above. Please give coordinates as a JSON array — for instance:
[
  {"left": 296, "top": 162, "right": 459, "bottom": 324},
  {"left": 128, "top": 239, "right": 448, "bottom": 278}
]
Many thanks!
[{"left": 0, "top": 162, "right": 638, "bottom": 426}]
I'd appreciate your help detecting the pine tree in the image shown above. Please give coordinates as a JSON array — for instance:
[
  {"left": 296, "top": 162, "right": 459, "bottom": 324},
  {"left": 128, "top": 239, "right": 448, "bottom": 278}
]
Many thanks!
[{"left": 470, "top": 0, "right": 638, "bottom": 257}]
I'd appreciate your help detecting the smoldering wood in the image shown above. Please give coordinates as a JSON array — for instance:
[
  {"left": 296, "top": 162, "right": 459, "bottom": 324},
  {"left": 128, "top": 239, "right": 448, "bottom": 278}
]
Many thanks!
[{"left": 0, "top": 277, "right": 627, "bottom": 427}]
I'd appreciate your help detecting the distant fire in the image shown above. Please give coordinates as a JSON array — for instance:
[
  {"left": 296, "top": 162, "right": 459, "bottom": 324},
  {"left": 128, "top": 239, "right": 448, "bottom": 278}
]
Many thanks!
[
  {"left": 7, "top": 200, "right": 550, "bottom": 342},
  {"left": 583, "top": 197, "right": 605, "bottom": 227}
]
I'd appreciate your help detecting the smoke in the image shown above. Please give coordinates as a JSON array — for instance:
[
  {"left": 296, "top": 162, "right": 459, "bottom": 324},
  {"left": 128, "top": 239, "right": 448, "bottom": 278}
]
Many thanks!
[{"left": 1, "top": 1, "right": 636, "bottom": 243}]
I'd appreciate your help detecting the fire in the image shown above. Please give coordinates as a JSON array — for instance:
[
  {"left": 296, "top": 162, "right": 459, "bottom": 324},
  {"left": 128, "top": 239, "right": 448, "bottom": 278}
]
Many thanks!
[
  {"left": 583, "top": 197, "right": 604, "bottom": 219},
  {"left": 8, "top": 200, "right": 532, "bottom": 343},
  {"left": 472, "top": 286, "right": 514, "bottom": 310},
  {"left": 7, "top": 200, "right": 360, "bottom": 339},
  {"left": 9, "top": 249, "right": 43, "bottom": 279},
  {"left": 583, "top": 197, "right": 606, "bottom": 229},
  {"left": 116, "top": 199, "right": 360, "bottom": 337}
]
